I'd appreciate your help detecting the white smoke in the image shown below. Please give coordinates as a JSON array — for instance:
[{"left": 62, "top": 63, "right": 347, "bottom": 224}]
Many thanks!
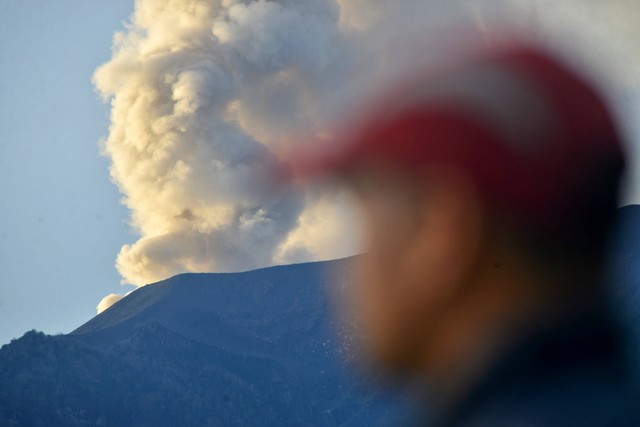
[
  {"left": 94, "top": 0, "right": 351, "bottom": 292},
  {"left": 95, "top": 0, "right": 640, "bottom": 312},
  {"left": 96, "top": 293, "right": 127, "bottom": 314}
]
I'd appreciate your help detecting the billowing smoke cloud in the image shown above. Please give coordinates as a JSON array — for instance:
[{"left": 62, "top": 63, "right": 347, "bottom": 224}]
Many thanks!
[
  {"left": 96, "top": 293, "right": 126, "bottom": 314},
  {"left": 94, "top": 0, "right": 352, "bottom": 296},
  {"left": 96, "top": 0, "right": 640, "bottom": 312}
]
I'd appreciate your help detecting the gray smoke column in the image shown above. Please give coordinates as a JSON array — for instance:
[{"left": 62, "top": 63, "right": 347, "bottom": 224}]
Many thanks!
[
  {"left": 94, "top": 0, "right": 350, "bottom": 294},
  {"left": 95, "top": 0, "right": 639, "bottom": 313},
  {"left": 91, "top": 0, "right": 526, "bottom": 314}
]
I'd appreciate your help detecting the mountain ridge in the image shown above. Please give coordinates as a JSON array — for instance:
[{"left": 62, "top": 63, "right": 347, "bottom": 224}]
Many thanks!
[
  {"left": 0, "top": 257, "right": 409, "bottom": 426},
  {"left": 3, "top": 206, "right": 640, "bottom": 426}
]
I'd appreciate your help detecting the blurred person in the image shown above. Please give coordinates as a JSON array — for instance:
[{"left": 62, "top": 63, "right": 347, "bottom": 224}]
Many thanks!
[{"left": 286, "top": 38, "right": 638, "bottom": 426}]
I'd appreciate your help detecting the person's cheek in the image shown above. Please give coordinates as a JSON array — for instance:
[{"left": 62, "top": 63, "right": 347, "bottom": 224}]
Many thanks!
[{"left": 355, "top": 208, "right": 406, "bottom": 353}]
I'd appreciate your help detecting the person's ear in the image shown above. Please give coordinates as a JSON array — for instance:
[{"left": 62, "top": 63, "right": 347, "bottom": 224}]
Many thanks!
[{"left": 402, "top": 165, "right": 485, "bottom": 307}]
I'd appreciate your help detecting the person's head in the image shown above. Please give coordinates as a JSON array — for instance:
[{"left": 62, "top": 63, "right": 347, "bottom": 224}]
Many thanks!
[{"left": 290, "top": 42, "right": 626, "bottom": 379}]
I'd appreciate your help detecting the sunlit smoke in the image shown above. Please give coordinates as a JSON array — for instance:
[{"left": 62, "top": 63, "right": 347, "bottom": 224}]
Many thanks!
[
  {"left": 96, "top": 293, "right": 126, "bottom": 314},
  {"left": 94, "top": 0, "right": 352, "bottom": 291},
  {"left": 95, "top": 0, "right": 640, "bottom": 312}
]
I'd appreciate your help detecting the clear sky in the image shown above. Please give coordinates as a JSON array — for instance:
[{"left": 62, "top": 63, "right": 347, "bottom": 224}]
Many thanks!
[
  {"left": 1, "top": 0, "right": 640, "bottom": 347},
  {"left": 0, "top": 0, "right": 134, "bottom": 345}
]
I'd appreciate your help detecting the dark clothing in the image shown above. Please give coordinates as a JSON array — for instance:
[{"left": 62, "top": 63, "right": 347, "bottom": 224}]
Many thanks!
[{"left": 426, "top": 309, "right": 639, "bottom": 427}]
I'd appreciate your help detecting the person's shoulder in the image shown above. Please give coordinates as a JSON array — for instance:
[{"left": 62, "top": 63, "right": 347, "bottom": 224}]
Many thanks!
[
  {"left": 455, "top": 370, "right": 639, "bottom": 427},
  {"left": 446, "top": 309, "right": 639, "bottom": 427}
]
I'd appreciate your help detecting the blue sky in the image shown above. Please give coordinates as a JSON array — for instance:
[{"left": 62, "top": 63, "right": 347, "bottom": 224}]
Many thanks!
[{"left": 0, "top": 1, "right": 134, "bottom": 345}]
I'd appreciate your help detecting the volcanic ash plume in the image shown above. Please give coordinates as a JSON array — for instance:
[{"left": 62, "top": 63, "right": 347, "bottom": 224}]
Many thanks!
[
  {"left": 91, "top": 0, "right": 522, "bottom": 314},
  {"left": 94, "top": 0, "right": 349, "bottom": 296},
  {"left": 95, "top": 0, "right": 639, "bottom": 314}
]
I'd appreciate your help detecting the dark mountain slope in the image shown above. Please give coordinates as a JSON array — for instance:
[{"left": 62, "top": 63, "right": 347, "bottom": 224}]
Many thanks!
[
  {"left": 2, "top": 205, "right": 640, "bottom": 426},
  {"left": 0, "top": 259, "right": 409, "bottom": 426}
]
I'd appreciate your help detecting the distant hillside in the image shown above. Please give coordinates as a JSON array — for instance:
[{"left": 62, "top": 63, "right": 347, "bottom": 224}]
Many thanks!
[
  {"left": 0, "top": 259, "right": 410, "bottom": 427},
  {"left": 2, "top": 205, "right": 640, "bottom": 426}
]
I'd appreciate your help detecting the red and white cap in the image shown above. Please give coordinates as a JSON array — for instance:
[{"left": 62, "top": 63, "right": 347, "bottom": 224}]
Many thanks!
[{"left": 286, "top": 42, "right": 625, "bottom": 231}]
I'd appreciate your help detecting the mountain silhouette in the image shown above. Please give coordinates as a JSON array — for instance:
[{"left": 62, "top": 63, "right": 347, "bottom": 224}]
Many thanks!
[
  {"left": 0, "top": 258, "right": 410, "bottom": 426},
  {"left": 2, "top": 205, "right": 640, "bottom": 426}
]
